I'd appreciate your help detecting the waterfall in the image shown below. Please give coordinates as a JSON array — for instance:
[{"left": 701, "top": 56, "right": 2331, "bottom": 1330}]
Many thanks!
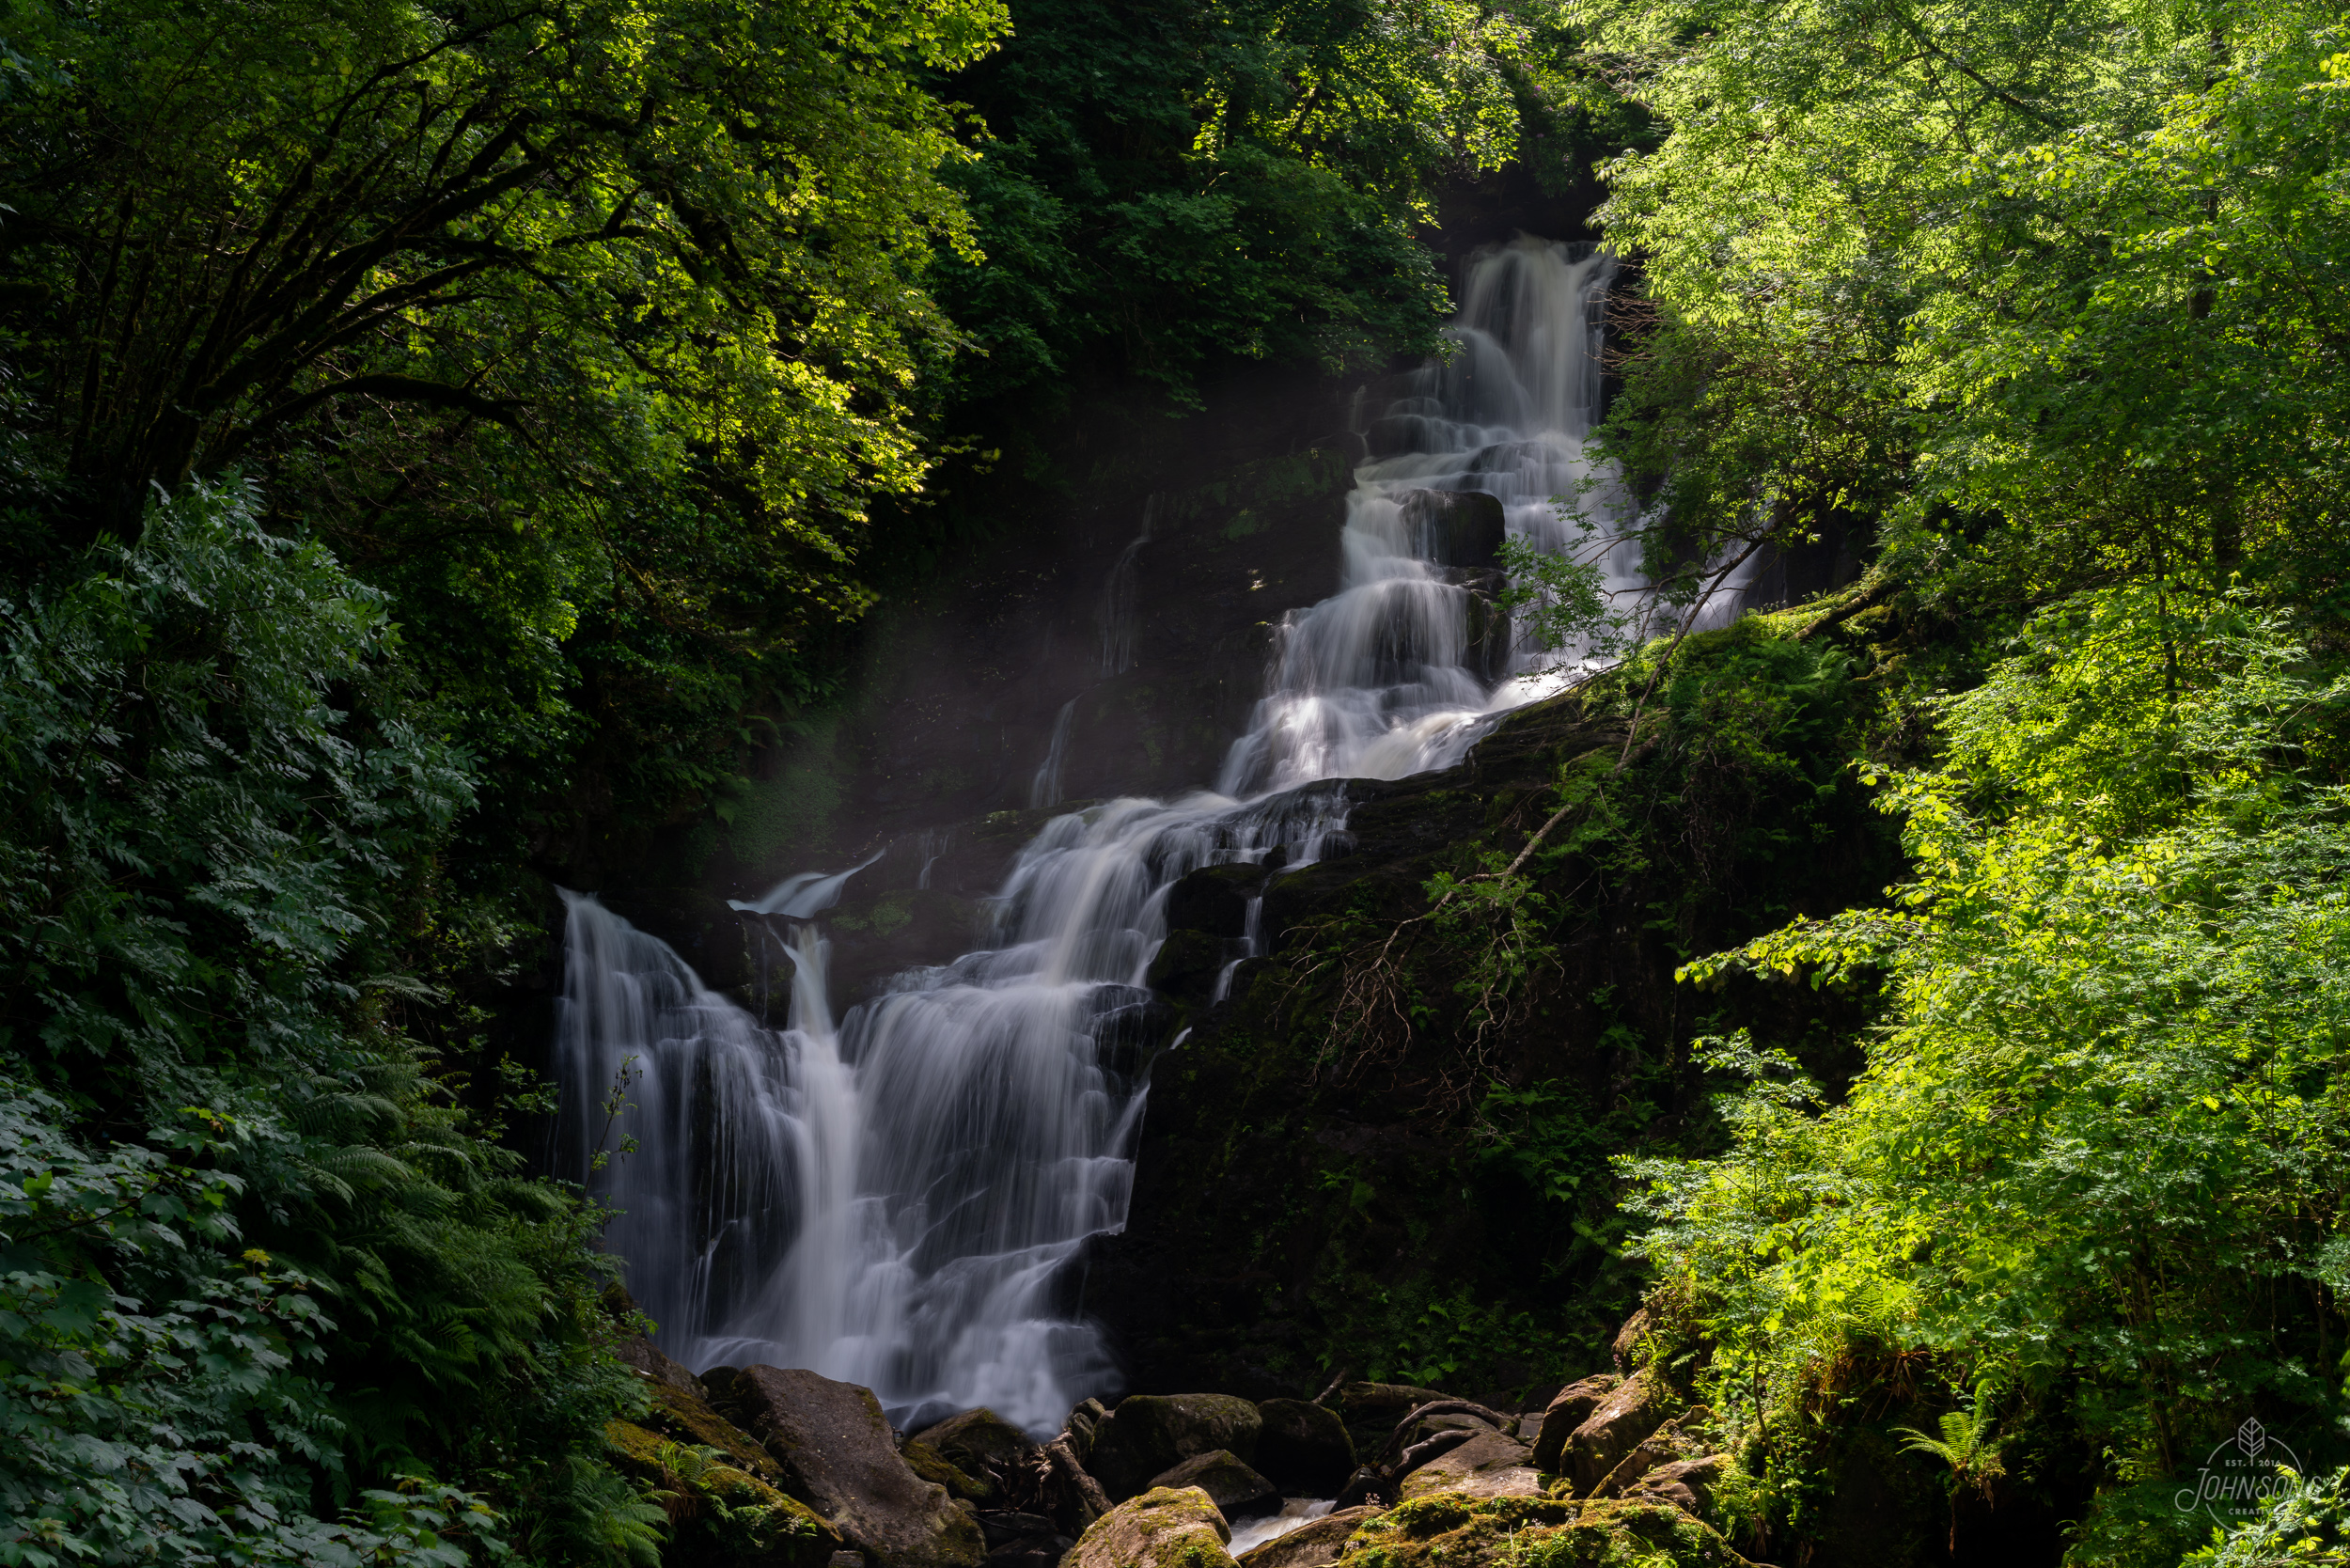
[{"left": 553, "top": 237, "right": 1641, "bottom": 1435}]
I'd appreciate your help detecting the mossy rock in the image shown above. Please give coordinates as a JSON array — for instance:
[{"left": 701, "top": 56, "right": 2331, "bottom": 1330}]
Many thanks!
[
  {"left": 909, "top": 1406, "right": 1036, "bottom": 1475},
  {"left": 903, "top": 1438, "right": 996, "bottom": 1504},
  {"left": 635, "top": 1378, "right": 786, "bottom": 1482},
  {"left": 1064, "top": 1485, "right": 1238, "bottom": 1568},
  {"left": 603, "top": 1419, "right": 848, "bottom": 1568},
  {"left": 1340, "top": 1492, "right": 1749, "bottom": 1568}
]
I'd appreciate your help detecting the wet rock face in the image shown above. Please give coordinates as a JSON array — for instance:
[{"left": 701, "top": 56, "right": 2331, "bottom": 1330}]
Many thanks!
[
  {"left": 1063, "top": 1486, "right": 1239, "bottom": 1568},
  {"left": 1167, "top": 862, "right": 1267, "bottom": 939},
  {"left": 1090, "top": 1393, "right": 1266, "bottom": 1501},
  {"left": 724, "top": 1366, "right": 986, "bottom": 1567},
  {"left": 1146, "top": 927, "right": 1230, "bottom": 1001},
  {"left": 1253, "top": 1398, "right": 1355, "bottom": 1494}
]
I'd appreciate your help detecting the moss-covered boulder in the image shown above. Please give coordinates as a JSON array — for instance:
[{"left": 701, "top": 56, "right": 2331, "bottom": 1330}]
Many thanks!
[
  {"left": 901, "top": 1440, "right": 995, "bottom": 1504},
  {"left": 908, "top": 1407, "right": 1034, "bottom": 1477},
  {"left": 1625, "top": 1456, "right": 1733, "bottom": 1524},
  {"left": 1340, "top": 1493, "right": 1750, "bottom": 1568},
  {"left": 1254, "top": 1398, "right": 1355, "bottom": 1494},
  {"left": 617, "top": 1358, "right": 791, "bottom": 1484},
  {"left": 1091, "top": 1393, "right": 1264, "bottom": 1500},
  {"left": 1147, "top": 1450, "right": 1277, "bottom": 1518},
  {"left": 603, "top": 1419, "right": 848, "bottom": 1568},
  {"left": 1064, "top": 1485, "right": 1239, "bottom": 1568}
]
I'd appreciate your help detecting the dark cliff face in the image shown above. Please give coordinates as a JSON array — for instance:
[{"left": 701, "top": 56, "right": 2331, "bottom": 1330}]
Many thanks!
[{"left": 1082, "top": 629, "right": 1903, "bottom": 1407}]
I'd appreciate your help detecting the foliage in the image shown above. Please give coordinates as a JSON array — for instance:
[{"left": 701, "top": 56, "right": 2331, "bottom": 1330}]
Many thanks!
[
  {"left": 0, "top": 0, "right": 1007, "bottom": 853},
  {"left": 0, "top": 482, "right": 659, "bottom": 1563},
  {"left": 1496, "top": 531, "right": 1627, "bottom": 672},
  {"left": 1569, "top": 0, "right": 2350, "bottom": 610},
  {"left": 1891, "top": 1377, "right": 2008, "bottom": 1554},
  {"left": 1637, "top": 589, "right": 2350, "bottom": 1563},
  {"left": 933, "top": 0, "right": 1597, "bottom": 411},
  {"left": 0, "top": 1081, "right": 502, "bottom": 1568},
  {"left": 2184, "top": 1466, "right": 2350, "bottom": 1567}
]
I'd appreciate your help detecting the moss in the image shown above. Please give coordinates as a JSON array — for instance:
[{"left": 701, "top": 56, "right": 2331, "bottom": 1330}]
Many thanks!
[
  {"left": 603, "top": 1419, "right": 672, "bottom": 1473},
  {"left": 634, "top": 1381, "right": 785, "bottom": 1482},
  {"left": 1341, "top": 1492, "right": 1744, "bottom": 1568},
  {"left": 1069, "top": 1486, "right": 1236, "bottom": 1568},
  {"left": 903, "top": 1438, "right": 996, "bottom": 1503},
  {"left": 603, "top": 1420, "right": 845, "bottom": 1568}
]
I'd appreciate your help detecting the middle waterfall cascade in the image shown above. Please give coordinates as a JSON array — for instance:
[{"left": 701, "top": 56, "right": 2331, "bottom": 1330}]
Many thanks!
[{"left": 556, "top": 237, "right": 1643, "bottom": 1436}]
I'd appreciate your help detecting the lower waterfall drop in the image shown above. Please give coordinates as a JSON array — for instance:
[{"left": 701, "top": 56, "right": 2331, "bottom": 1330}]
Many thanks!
[{"left": 554, "top": 237, "right": 1637, "bottom": 1435}]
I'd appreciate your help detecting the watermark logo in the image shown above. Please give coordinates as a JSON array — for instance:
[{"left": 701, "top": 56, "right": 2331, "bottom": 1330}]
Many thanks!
[{"left": 2175, "top": 1418, "right": 2302, "bottom": 1527}]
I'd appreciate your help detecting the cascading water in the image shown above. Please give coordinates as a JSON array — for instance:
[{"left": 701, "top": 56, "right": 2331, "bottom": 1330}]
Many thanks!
[{"left": 554, "top": 237, "right": 1640, "bottom": 1435}]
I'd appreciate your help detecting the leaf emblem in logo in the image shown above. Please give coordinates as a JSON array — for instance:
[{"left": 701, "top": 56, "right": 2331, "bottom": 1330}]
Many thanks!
[{"left": 2237, "top": 1418, "right": 2266, "bottom": 1459}]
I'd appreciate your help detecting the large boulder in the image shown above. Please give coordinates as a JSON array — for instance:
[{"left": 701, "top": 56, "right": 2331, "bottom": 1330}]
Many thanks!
[
  {"left": 604, "top": 1419, "right": 847, "bottom": 1568},
  {"left": 614, "top": 1332, "right": 706, "bottom": 1399},
  {"left": 1529, "top": 1375, "right": 1622, "bottom": 1473},
  {"left": 1254, "top": 1399, "right": 1355, "bottom": 1494},
  {"left": 1148, "top": 1450, "right": 1278, "bottom": 1519},
  {"left": 1233, "top": 1504, "right": 1384, "bottom": 1568},
  {"left": 1090, "top": 1393, "right": 1263, "bottom": 1500},
  {"left": 1396, "top": 1432, "right": 1544, "bottom": 1502},
  {"left": 908, "top": 1408, "right": 1034, "bottom": 1477},
  {"left": 1566, "top": 1369, "right": 1681, "bottom": 1495},
  {"left": 725, "top": 1366, "right": 986, "bottom": 1567},
  {"left": 1063, "top": 1486, "right": 1239, "bottom": 1568}
]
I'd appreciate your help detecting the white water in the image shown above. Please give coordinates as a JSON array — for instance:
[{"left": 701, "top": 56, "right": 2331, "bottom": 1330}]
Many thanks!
[
  {"left": 555, "top": 237, "right": 1651, "bottom": 1435},
  {"left": 1228, "top": 1499, "right": 1338, "bottom": 1554}
]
